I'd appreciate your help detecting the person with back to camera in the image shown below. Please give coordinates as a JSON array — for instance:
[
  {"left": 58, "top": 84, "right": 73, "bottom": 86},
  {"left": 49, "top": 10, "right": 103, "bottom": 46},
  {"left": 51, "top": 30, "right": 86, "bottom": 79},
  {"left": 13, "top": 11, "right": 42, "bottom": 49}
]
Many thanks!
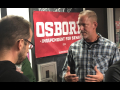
[
  {"left": 62, "top": 10, "right": 120, "bottom": 82},
  {"left": 0, "top": 15, "right": 33, "bottom": 82},
  {"left": 105, "top": 57, "right": 120, "bottom": 82}
]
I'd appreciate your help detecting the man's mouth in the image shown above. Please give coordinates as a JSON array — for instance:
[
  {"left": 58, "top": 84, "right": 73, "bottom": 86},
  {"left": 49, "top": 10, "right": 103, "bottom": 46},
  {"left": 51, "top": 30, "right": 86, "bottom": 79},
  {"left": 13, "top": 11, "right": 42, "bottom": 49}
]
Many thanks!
[{"left": 81, "top": 32, "right": 87, "bottom": 34}]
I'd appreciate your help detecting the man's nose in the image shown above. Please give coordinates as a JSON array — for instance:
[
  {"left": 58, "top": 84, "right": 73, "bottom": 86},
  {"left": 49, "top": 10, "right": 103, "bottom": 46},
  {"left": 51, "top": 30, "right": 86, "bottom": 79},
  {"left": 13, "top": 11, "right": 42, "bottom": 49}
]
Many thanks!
[{"left": 79, "top": 25, "right": 84, "bottom": 31}]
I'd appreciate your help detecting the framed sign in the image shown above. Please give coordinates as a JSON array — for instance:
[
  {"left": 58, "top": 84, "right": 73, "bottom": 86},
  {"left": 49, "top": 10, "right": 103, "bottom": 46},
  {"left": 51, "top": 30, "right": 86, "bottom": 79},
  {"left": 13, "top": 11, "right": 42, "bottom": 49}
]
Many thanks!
[{"left": 33, "top": 11, "right": 82, "bottom": 58}]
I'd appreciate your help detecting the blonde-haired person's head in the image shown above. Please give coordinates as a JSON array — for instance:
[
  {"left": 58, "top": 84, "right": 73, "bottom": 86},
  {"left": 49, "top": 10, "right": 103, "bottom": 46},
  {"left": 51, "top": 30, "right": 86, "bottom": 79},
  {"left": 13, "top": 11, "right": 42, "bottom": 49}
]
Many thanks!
[{"left": 78, "top": 10, "right": 97, "bottom": 23}]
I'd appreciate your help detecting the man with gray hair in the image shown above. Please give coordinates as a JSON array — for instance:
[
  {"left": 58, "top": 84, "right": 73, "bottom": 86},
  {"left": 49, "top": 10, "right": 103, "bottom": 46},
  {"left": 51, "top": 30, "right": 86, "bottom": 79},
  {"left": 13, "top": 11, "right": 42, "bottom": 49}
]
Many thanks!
[{"left": 62, "top": 10, "right": 120, "bottom": 82}]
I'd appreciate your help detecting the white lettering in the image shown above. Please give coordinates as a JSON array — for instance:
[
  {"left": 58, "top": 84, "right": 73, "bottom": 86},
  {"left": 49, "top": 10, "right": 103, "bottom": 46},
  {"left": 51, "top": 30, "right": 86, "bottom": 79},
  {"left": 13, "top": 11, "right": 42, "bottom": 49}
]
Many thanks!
[
  {"left": 54, "top": 22, "right": 62, "bottom": 36},
  {"left": 66, "top": 36, "right": 71, "bottom": 40},
  {"left": 36, "top": 21, "right": 79, "bottom": 37},
  {"left": 62, "top": 22, "right": 69, "bottom": 35},
  {"left": 76, "top": 21, "right": 80, "bottom": 34},
  {"left": 41, "top": 37, "right": 65, "bottom": 43},
  {"left": 45, "top": 22, "right": 53, "bottom": 36},
  {"left": 36, "top": 22, "right": 44, "bottom": 37},
  {"left": 72, "top": 36, "right": 80, "bottom": 40},
  {"left": 69, "top": 21, "right": 77, "bottom": 35}
]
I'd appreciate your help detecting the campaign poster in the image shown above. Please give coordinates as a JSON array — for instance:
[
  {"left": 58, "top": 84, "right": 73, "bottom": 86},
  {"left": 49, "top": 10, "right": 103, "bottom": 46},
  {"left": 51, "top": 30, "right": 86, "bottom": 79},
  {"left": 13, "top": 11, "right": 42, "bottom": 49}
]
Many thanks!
[{"left": 33, "top": 11, "right": 82, "bottom": 58}]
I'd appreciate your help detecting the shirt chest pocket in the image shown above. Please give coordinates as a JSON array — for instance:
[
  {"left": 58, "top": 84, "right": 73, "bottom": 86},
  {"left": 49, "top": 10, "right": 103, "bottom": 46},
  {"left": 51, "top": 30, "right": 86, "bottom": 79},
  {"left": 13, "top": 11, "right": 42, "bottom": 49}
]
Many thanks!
[{"left": 92, "top": 55, "right": 110, "bottom": 72}]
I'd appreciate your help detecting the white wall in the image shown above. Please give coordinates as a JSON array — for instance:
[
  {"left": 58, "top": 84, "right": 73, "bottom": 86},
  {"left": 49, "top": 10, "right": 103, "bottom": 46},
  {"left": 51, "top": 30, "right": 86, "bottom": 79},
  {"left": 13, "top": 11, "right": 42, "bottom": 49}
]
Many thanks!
[
  {"left": 0, "top": 8, "right": 1, "bottom": 19},
  {"left": 7, "top": 8, "right": 29, "bottom": 21},
  {"left": 107, "top": 8, "right": 115, "bottom": 43},
  {"left": 6, "top": 8, "right": 33, "bottom": 68}
]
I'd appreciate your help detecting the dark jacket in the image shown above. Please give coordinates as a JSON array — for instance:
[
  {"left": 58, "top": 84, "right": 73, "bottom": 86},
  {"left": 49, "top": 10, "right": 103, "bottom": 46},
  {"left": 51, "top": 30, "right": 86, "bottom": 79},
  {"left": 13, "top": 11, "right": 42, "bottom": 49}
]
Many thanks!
[
  {"left": 105, "top": 60, "right": 120, "bottom": 82},
  {"left": 0, "top": 60, "right": 29, "bottom": 82}
]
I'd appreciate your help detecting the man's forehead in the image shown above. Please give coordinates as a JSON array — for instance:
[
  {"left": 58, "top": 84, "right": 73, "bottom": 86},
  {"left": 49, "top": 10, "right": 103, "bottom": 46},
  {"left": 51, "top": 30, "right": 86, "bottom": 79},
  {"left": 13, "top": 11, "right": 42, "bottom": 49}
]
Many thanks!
[
  {"left": 78, "top": 15, "right": 89, "bottom": 20},
  {"left": 77, "top": 15, "right": 89, "bottom": 23}
]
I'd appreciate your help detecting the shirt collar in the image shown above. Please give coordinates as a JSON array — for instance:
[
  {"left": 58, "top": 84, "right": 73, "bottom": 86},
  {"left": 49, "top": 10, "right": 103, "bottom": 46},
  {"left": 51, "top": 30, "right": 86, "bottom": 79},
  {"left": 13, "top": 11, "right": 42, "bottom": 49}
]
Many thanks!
[
  {"left": 81, "top": 33, "right": 105, "bottom": 47},
  {"left": 97, "top": 33, "right": 105, "bottom": 45},
  {"left": 0, "top": 61, "right": 16, "bottom": 70}
]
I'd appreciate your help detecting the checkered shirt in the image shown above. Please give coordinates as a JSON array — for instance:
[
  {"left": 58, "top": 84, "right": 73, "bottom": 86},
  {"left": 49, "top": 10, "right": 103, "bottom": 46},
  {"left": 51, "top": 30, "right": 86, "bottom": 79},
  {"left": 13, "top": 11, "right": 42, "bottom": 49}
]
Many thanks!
[{"left": 62, "top": 33, "right": 120, "bottom": 82}]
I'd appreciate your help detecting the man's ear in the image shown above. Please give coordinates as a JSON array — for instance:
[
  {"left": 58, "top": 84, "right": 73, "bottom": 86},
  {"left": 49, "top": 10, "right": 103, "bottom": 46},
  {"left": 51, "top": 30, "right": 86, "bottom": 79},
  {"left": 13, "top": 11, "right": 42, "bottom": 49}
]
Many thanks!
[
  {"left": 93, "top": 21, "right": 98, "bottom": 29},
  {"left": 17, "top": 39, "right": 24, "bottom": 50}
]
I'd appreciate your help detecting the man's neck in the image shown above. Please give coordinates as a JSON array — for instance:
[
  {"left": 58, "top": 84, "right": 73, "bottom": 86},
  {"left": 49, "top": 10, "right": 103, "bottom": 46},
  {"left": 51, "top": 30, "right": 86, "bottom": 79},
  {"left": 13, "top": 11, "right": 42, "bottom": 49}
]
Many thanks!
[
  {"left": 0, "top": 50, "right": 17, "bottom": 64},
  {"left": 85, "top": 33, "right": 98, "bottom": 42}
]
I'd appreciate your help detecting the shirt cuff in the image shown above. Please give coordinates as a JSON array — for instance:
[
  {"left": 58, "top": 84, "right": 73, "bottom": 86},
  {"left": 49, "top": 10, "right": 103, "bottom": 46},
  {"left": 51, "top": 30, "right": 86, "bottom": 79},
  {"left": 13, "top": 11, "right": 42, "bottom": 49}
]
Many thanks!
[
  {"left": 62, "top": 72, "right": 67, "bottom": 82},
  {"left": 102, "top": 74, "right": 105, "bottom": 82}
]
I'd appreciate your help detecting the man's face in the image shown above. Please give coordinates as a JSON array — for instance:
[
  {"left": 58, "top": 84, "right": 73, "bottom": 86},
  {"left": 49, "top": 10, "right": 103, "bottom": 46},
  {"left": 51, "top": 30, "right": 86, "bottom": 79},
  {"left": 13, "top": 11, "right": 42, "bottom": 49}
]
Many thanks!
[
  {"left": 77, "top": 15, "right": 97, "bottom": 40},
  {"left": 16, "top": 28, "right": 33, "bottom": 65}
]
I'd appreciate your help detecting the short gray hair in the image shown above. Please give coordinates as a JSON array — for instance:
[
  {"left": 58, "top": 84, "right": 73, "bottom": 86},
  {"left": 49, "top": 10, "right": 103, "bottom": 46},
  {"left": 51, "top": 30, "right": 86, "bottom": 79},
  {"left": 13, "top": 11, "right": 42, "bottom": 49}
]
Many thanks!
[{"left": 79, "top": 10, "right": 97, "bottom": 22}]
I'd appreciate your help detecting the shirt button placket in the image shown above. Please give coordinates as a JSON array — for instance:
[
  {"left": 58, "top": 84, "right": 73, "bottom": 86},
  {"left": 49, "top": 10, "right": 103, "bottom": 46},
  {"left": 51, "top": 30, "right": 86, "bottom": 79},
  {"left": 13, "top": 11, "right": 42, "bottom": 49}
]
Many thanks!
[{"left": 87, "top": 50, "right": 91, "bottom": 75}]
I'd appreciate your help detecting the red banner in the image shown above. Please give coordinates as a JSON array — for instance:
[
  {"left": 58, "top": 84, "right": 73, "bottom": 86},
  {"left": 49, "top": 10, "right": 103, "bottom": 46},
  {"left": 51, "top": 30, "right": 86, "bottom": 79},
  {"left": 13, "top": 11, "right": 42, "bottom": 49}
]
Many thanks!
[{"left": 33, "top": 11, "right": 82, "bottom": 58}]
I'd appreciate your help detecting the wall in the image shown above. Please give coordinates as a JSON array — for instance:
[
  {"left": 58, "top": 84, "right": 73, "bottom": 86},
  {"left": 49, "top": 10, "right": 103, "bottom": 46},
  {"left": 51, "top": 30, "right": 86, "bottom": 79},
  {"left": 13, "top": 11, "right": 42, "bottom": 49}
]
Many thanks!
[{"left": 0, "top": 8, "right": 1, "bottom": 19}]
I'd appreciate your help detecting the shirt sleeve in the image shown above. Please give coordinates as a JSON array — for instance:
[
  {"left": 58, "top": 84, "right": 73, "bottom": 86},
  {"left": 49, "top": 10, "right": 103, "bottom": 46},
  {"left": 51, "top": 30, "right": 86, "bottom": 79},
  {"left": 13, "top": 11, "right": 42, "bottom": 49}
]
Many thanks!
[
  {"left": 62, "top": 48, "right": 72, "bottom": 82},
  {"left": 62, "top": 53, "right": 68, "bottom": 82},
  {"left": 110, "top": 47, "right": 120, "bottom": 66},
  {"left": 105, "top": 67, "right": 120, "bottom": 82},
  {"left": 104, "top": 46, "right": 120, "bottom": 82}
]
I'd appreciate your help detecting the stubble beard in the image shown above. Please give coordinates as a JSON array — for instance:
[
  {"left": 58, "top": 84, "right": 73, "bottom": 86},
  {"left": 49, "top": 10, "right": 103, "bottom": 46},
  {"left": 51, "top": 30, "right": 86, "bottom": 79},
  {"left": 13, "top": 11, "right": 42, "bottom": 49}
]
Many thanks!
[
  {"left": 16, "top": 45, "right": 26, "bottom": 65},
  {"left": 82, "top": 32, "right": 88, "bottom": 39}
]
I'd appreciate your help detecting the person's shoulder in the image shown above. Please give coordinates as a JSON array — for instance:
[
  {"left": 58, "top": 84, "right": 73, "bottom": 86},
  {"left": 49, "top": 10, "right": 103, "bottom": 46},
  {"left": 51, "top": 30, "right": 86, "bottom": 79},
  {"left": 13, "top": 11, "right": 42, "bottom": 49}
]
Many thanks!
[
  {"left": 106, "top": 61, "right": 120, "bottom": 77},
  {"left": 70, "top": 39, "right": 83, "bottom": 47},
  {"left": 100, "top": 36, "right": 116, "bottom": 47},
  {"left": 68, "top": 39, "right": 83, "bottom": 50},
  {"left": 105, "top": 61, "right": 120, "bottom": 82},
  {"left": 109, "top": 60, "right": 120, "bottom": 69},
  {"left": 8, "top": 69, "right": 29, "bottom": 82}
]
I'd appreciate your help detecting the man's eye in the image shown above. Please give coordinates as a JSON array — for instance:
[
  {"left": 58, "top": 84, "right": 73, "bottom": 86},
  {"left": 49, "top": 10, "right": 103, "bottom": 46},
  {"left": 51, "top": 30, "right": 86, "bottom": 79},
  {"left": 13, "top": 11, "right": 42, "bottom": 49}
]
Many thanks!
[
  {"left": 78, "top": 24, "right": 87, "bottom": 27},
  {"left": 83, "top": 24, "right": 85, "bottom": 26}
]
